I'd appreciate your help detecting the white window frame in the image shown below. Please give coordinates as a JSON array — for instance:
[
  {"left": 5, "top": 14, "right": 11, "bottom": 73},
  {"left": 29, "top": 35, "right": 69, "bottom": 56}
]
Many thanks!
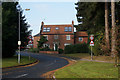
[
  {"left": 64, "top": 27, "right": 72, "bottom": 32},
  {"left": 43, "top": 44, "right": 50, "bottom": 47},
  {"left": 66, "top": 35, "right": 70, "bottom": 40},
  {"left": 43, "top": 27, "right": 50, "bottom": 32},
  {"left": 64, "top": 27, "right": 68, "bottom": 32},
  {"left": 79, "top": 37, "right": 83, "bottom": 42},
  {"left": 64, "top": 43, "right": 71, "bottom": 46}
]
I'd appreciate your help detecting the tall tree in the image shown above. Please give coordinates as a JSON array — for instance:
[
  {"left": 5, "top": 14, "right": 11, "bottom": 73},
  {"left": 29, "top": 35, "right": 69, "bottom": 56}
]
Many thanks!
[
  {"left": 2, "top": 1, "right": 31, "bottom": 57},
  {"left": 111, "top": 1, "right": 116, "bottom": 57},
  {"left": 105, "top": 1, "right": 110, "bottom": 50}
]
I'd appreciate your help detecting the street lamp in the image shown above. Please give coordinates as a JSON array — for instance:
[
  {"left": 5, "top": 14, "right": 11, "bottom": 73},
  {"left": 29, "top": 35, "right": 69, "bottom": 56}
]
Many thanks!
[
  {"left": 17, "top": 5, "right": 30, "bottom": 63},
  {"left": 17, "top": 5, "right": 22, "bottom": 64}
]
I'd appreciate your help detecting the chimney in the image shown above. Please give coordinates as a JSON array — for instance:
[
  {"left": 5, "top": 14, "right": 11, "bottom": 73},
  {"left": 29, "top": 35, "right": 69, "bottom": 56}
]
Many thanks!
[
  {"left": 41, "top": 21, "right": 44, "bottom": 26},
  {"left": 72, "top": 20, "right": 74, "bottom": 25}
]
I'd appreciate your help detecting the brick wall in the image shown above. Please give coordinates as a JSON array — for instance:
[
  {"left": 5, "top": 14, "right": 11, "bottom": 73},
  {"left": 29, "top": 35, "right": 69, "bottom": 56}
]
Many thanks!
[
  {"left": 75, "top": 32, "right": 88, "bottom": 44},
  {"left": 43, "top": 34, "right": 74, "bottom": 49},
  {"left": 33, "top": 36, "right": 40, "bottom": 48},
  {"left": 39, "top": 51, "right": 58, "bottom": 54}
]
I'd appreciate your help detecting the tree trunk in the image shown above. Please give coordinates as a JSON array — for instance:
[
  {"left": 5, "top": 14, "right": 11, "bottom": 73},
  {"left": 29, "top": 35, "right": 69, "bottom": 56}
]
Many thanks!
[
  {"left": 111, "top": 0, "right": 118, "bottom": 67},
  {"left": 111, "top": 0, "right": 116, "bottom": 57},
  {"left": 105, "top": 1, "right": 110, "bottom": 51}
]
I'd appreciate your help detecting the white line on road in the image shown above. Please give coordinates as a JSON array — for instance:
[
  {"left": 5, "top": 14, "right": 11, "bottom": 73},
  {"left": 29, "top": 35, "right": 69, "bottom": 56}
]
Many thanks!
[
  {"left": 47, "top": 60, "right": 57, "bottom": 67},
  {"left": 15, "top": 73, "right": 28, "bottom": 78}
]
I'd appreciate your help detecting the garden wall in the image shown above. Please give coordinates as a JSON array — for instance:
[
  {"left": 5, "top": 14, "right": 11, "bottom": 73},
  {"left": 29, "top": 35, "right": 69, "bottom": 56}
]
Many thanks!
[{"left": 39, "top": 51, "right": 59, "bottom": 54}]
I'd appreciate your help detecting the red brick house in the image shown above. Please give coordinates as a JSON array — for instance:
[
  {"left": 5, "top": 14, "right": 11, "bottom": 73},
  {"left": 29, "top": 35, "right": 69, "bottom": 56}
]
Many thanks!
[{"left": 33, "top": 21, "right": 88, "bottom": 50}]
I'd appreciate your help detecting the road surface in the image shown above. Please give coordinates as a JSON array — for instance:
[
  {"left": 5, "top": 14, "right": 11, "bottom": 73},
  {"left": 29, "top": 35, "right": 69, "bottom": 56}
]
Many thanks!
[{"left": 2, "top": 52, "right": 69, "bottom": 79}]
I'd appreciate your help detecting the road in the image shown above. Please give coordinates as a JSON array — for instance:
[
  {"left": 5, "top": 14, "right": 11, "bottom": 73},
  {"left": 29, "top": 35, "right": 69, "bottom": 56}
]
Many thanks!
[{"left": 2, "top": 52, "right": 69, "bottom": 79}]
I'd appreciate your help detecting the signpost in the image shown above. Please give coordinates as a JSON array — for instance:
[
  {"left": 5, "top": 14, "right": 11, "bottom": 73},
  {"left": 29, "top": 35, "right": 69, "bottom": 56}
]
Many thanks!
[
  {"left": 90, "top": 35, "right": 94, "bottom": 60},
  {"left": 27, "top": 35, "right": 33, "bottom": 60},
  {"left": 18, "top": 41, "right": 21, "bottom": 63}
]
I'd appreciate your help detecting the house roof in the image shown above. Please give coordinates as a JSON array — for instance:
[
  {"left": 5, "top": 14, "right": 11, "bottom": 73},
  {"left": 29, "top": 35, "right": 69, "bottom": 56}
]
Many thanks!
[
  {"left": 33, "top": 33, "right": 40, "bottom": 37},
  {"left": 75, "top": 32, "right": 88, "bottom": 37},
  {"left": 41, "top": 24, "right": 74, "bottom": 35}
]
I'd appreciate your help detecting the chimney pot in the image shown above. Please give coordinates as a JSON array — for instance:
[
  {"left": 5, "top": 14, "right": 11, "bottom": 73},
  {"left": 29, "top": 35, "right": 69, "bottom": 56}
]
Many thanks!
[
  {"left": 41, "top": 21, "right": 44, "bottom": 26},
  {"left": 72, "top": 20, "right": 74, "bottom": 25}
]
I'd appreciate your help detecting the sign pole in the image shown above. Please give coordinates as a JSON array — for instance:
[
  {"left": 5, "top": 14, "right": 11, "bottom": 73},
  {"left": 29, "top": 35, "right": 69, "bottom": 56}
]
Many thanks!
[
  {"left": 29, "top": 49, "right": 30, "bottom": 61},
  {"left": 90, "top": 34, "right": 94, "bottom": 61},
  {"left": 28, "top": 35, "right": 33, "bottom": 61},
  {"left": 91, "top": 46, "right": 93, "bottom": 60}
]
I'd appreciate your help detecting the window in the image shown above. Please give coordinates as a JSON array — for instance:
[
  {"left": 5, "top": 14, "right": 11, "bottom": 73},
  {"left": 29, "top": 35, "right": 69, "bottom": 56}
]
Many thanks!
[
  {"left": 43, "top": 27, "right": 50, "bottom": 32},
  {"left": 64, "top": 27, "right": 72, "bottom": 32},
  {"left": 64, "top": 43, "right": 71, "bottom": 46},
  {"left": 55, "top": 27, "right": 59, "bottom": 30},
  {"left": 68, "top": 27, "right": 72, "bottom": 31},
  {"left": 64, "top": 27, "right": 68, "bottom": 32},
  {"left": 43, "top": 28, "right": 46, "bottom": 32},
  {"left": 43, "top": 44, "right": 50, "bottom": 47},
  {"left": 66, "top": 35, "right": 70, "bottom": 40},
  {"left": 79, "top": 37, "right": 83, "bottom": 41},
  {"left": 44, "top": 35, "right": 48, "bottom": 40},
  {"left": 54, "top": 35, "right": 58, "bottom": 39}
]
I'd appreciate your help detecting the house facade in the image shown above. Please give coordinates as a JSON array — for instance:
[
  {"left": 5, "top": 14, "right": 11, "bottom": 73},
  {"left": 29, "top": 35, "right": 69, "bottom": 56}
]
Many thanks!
[{"left": 33, "top": 21, "right": 88, "bottom": 50}]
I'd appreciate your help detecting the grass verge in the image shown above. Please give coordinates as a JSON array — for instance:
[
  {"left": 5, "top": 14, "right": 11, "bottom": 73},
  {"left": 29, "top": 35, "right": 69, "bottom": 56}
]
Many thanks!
[
  {"left": 2, "top": 56, "right": 37, "bottom": 68},
  {"left": 60, "top": 53, "right": 115, "bottom": 62},
  {"left": 54, "top": 61, "right": 118, "bottom": 78}
]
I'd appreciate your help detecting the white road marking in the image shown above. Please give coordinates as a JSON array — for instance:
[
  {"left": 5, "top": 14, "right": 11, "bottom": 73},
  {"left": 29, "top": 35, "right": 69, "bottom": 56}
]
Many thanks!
[
  {"left": 15, "top": 73, "right": 28, "bottom": 78},
  {"left": 47, "top": 60, "right": 57, "bottom": 67}
]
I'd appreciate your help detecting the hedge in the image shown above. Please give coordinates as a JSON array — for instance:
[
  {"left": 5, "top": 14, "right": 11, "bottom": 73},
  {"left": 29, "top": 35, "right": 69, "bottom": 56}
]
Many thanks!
[{"left": 64, "top": 43, "right": 89, "bottom": 54}]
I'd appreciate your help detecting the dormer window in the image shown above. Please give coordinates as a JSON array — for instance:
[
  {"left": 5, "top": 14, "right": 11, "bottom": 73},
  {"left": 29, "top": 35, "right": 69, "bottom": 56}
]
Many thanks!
[
  {"left": 55, "top": 27, "right": 59, "bottom": 30},
  {"left": 43, "top": 27, "right": 50, "bottom": 32},
  {"left": 68, "top": 27, "right": 72, "bottom": 31},
  {"left": 64, "top": 27, "right": 72, "bottom": 32}
]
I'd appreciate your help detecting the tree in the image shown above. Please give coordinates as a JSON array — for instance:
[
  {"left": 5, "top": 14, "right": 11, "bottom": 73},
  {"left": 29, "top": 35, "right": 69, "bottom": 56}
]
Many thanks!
[
  {"left": 37, "top": 36, "right": 48, "bottom": 48},
  {"left": 2, "top": 2, "right": 31, "bottom": 57},
  {"left": 105, "top": 1, "right": 110, "bottom": 50},
  {"left": 111, "top": 1, "right": 116, "bottom": 57}
]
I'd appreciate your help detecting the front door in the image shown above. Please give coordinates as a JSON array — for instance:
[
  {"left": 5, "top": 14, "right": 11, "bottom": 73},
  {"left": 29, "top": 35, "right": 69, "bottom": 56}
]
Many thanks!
[{"left": 54, "top": 44, "right": 58, "bottom": 51}]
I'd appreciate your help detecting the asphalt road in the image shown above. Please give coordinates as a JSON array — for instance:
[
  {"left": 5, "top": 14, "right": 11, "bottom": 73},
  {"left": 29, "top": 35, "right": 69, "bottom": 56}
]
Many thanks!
[{"left": 2, "top": 52, "right": 69, "bottom": 79}]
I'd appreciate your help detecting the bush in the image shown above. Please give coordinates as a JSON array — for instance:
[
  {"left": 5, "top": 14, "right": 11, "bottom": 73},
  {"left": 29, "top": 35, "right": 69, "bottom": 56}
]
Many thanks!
[
  {"left": 64, "top": 43, "right": 89, "bottom": 54},
  {"left": 39, "top": 46, "right": 51, "bottom": 51},
  {"left": 58, "top": 48, "right": 64, "bottom": 54},
  {"left": 28, "top": 48, "right": 39, "bottom": 53},
  {"left": 64, "top": 45, "right": 74, "bottom": 54}
]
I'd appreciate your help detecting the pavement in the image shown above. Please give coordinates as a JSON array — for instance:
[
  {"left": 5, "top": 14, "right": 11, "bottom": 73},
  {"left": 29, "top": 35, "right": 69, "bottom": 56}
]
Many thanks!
[{"left": 2, "top": 52, "right": 69, "bottom": 79}]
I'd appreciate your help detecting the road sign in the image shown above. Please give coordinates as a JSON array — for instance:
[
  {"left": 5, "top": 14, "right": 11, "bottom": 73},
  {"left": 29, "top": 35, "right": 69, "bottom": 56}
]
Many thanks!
[
  {"left": 28, "top": 40, "right": 33, "bottom": 44},
  {"left": 90, "top": 41, "right": 94, "bottom": 46},
  {"left": 28, "top": 35, "right": 32, "bottom": 40},
  {"left": 90, "top": 35, "right": 94, "bottom": 41}
]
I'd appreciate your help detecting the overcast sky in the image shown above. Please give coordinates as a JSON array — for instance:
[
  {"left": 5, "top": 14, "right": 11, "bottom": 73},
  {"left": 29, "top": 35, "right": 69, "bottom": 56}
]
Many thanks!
[{"left": 19, "top": 1, "right": 78, "bottom": 36}]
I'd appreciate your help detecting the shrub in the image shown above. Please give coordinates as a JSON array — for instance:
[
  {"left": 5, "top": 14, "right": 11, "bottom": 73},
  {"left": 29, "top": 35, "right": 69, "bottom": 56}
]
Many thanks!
[
  {"left": 64, "top": 43, "right": 89, "bottom": 54},
  {"left": 58, "top": 48, "right": 64, "bottom": 54},
  {"left": 64, "top": 45, "right": 74, "bottom": 54},
  {"left": 39, "top": 46, "right": 51, "bottom": 51},
  {"left": 29, "top": 48, "right": 39, "bottom": 53}
]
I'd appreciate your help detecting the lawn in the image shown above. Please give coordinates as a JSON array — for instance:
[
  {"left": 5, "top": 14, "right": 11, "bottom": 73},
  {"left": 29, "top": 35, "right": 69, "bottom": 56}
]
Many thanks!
[
  {"left": 2, "top": 56, "right": 37, "bottom": 68},
  {"left": 54, "top": 61, "right": 118, "bottom": 78},
  {"left": 60, "top": 53, "right": 115, "bottom": 62}
]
